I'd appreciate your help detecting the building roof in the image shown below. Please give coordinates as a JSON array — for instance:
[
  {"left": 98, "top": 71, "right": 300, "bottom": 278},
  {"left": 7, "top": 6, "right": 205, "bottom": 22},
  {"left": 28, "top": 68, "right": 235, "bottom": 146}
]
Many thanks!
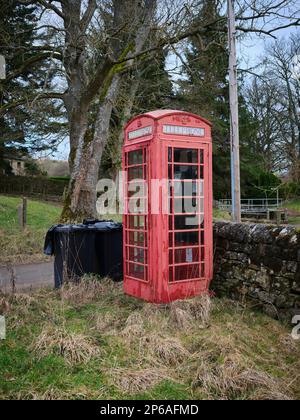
[
  {"left": 3, "top": 153, "right": 26, "bottom": 161},
  {"left": 128, "top": 109, "right": 212, "bottom": 127}
]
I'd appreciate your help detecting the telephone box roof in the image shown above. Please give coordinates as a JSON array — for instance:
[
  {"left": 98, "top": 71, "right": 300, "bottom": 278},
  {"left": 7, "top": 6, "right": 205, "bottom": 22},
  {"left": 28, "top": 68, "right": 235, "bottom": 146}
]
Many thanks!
[{"left": 127, "top": 110, "right": 212, "bottom": 127}]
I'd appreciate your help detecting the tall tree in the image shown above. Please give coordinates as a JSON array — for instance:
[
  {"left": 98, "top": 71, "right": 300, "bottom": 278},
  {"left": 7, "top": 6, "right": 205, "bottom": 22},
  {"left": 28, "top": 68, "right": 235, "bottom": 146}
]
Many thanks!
[
  {"left": 1, "top": 0, "right": 299, "bottom": 216},
  {"left": 176, "top": 0, "right": 232, "bottom": 197},
  {"left": 101, "top": 48, "right": 174, "bottom": 180},
  {"left": 0, "top": 0, "right": 65, "bottom": 170},
  {"left": 0, "top": 0, "right": 37, "bottom": 169},
  {"left": 245, "top": 34, "right": 300, "bottom": 183}
]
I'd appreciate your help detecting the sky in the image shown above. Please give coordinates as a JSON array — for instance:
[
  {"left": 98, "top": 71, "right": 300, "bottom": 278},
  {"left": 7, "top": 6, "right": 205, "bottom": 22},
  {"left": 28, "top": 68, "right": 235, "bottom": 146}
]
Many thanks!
[
  {"left": 46, "top": 15, "right": 299, "bottom": 162},
  {"left": 238, "top": 26, "right": 298, "bottom": 68}
]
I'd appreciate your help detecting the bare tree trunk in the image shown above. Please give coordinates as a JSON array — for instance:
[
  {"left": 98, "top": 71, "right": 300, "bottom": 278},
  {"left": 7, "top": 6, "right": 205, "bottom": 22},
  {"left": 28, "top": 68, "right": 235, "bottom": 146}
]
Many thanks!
[
  {"left": 61, "top": 75, "right": 121, "bottom": 221},
  {"left": 115, "top": 76, "right": 141, "bottom": 173},
  {"left": 61, "top": 0, "right": 157, "bottom": 221}
]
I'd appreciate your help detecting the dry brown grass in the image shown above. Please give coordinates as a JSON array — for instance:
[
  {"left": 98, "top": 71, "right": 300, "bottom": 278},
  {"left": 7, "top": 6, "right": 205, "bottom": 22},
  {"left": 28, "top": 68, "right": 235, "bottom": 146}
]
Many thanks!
[
  {"left": 18, "top": 385, "right": 107, "bottom": 401},
  {"left": 60, "top": 276, "right": 110, "bottom": 306},
  {"left": 32, "top": 324, "right": 101, "bottom": 365},
  {"left": 0, "top": 295, "right": 11, "bottom": 314},
  {"left": 0, "top": 230, "right": 51, "bottom": 265},
  {"left": 110, "top": 368, "right": 172, "bottom": 394},
  {"left": 170, "top": 293, "right": 211, "bottom": 329},
  {"left": 95, "top": 313, "right": 120, "bottom": 333},
  {"left": 192, "top": 354, "right": 292, "bottom": 400},
  {"left": 16, "top": 386, "right": 106, "bottom": 401},
  {"left": 170, "top": 306, "right": 195, "bottom": 330},
  {"left": 13, "top": 293, "right": 37, "bottom": 308},
  {"left": 0, "top": 292, "right": 37, "bottom": 315},
  {"left": 141, "top": 334, "right": 190, "bottom": 366},
  {"left": 2, "top": 279, "right": 299, "bottom": 401}
]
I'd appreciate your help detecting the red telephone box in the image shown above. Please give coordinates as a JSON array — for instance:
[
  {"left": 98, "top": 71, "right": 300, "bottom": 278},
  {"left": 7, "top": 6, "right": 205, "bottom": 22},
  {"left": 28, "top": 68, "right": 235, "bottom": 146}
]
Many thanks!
[{"left": 123, "top": 110, "right": 213, "bottom": 303}]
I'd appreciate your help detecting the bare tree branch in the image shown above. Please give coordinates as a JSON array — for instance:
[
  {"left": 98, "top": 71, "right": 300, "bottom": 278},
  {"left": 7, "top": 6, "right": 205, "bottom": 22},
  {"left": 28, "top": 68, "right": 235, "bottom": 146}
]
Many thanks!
[
  {"left": 4, "top": 52, "right": 63, "bottom": 83},
  {"left": 0, "top": 92, "right": 64, "bottom": 115},
  {"left": 80, "top": 0, "right": 97, "bottom": 32},
  {"left": 35, "top": 0, "right": 65, "bottom": 20}
]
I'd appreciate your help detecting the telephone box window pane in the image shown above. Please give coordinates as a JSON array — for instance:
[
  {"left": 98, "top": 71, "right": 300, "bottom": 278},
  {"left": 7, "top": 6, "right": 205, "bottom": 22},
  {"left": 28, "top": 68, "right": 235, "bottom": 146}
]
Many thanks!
[
  {"left": 128, "top": 183, "right": 147, "bottom": 198},
  {"left": 200, "top": 230, "right": 204, "bottom": 244},
  {"left": 128, "top": 248, "right": 146, "bottom": 264},
  {"left": 175, "top": 231, "right": 199, "bottom": 247},
  {"left": 128, "top": 263, "right": 144, "bottom": 280},
  {"left": 129, "top": 216, "right": 145, "bottom": 230},
  {"left": 199, "top": 181, "right": 204, "bottom": 196},
  {"left": 128, "top": 150, "right": 143, "bottom": 165},
  {"left": 175, "top": 264, "right": 200, "bottom": 281},
  {"left": 174, "top": 166, "right": 198, "bottom": 180},
  {"left": 169, "top": 233, "right": 173, "bottom": 247},
  {"left": 200, "top": 166, "right": 204, "bottom": 180},
  {"left": 199, "top": 198, "right": 204, "bottom": 213},
  {"left": 129, "top": 231, "right": 146, "bottom": 246},
  {"left": 172, "top": 181, "right": 200, "bottom": 197},
  {"left": 174, "top": 215, "right": 199, "bottom": 230},
  {"left": 174, "top": 198, "right": 199, "bottom": 214},
  {"left": 128, "top": 167, "right": 144, "bottom": 181},
  {"left": 174, "top": 248, "right": 200, "bottom": 264},
  {"left": 174, "top": 149, "right": 198, "bottom": 164},
  {"left": 200, "top": 149, "right": 204, "bottom": 164}
]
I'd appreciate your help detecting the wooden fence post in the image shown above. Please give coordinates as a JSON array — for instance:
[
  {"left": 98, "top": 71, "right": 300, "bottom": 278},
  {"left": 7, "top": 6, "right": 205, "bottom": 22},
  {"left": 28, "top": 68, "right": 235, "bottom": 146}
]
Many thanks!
[{"left": 18, "top": 197, "right": 27, "bottom": 229}]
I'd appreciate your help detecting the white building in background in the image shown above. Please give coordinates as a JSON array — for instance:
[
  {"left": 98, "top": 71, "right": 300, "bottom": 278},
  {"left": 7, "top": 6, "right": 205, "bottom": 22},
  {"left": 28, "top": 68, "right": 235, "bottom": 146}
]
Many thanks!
[{"left": 2, "top": 154, "right": 26, "bottom": 176}]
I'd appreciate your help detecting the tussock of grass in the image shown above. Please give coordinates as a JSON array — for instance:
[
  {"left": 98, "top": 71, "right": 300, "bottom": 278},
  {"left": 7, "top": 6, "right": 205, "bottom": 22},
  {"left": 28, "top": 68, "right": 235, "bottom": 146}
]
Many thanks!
[
  {"left": 32, "top": 324, "right": 101, "bottom": 365},
  {"left": 1, "top": 278, "right": 299, "bottom": 400},
  {"left": 18, "top": 385, "right": 106, "bottom": 401},
  {"left": 110, "top": 368, "right": 172, "bottom": 394},
  {"left": 60, "top": 276, "right": 109, "bottom": 306},
  {"left": 95, "top": 313, "right": 119, "bottom": 333},
  {"left": 170, "top": 293, "right": 211, "bottom": 329},
  {"left": 192, "top": 354, "right": 291, "bottom": 400},
  {"left": 142, "top": 335, "right": 190, "bottom": 366},
  {"left": 121, "top": 312, "right": 145, "bottom": 341},
  {"left": 170, "top": 306, "right": 195, "bottom": 330}
]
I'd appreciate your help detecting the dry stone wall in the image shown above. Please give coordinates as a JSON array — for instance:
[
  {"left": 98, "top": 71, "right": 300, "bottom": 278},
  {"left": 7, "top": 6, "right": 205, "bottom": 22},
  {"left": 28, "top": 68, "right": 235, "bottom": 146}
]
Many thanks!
[{"left": 212, "top": 222, "right": 300, "bottom": 321}]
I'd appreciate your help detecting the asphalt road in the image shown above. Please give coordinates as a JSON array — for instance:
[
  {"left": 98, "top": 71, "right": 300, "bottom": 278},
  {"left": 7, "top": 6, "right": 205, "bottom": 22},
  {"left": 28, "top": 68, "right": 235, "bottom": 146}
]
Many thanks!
[{"left": 0, "top": 262, "right": 54, "bottom": 293}]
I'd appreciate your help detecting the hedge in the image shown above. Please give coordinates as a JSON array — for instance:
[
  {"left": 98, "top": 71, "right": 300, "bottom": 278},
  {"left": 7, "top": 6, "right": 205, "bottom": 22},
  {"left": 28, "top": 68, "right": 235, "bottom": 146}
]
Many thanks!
[{"left": 0, "top": 175, "right": 68, "bottom": 198}]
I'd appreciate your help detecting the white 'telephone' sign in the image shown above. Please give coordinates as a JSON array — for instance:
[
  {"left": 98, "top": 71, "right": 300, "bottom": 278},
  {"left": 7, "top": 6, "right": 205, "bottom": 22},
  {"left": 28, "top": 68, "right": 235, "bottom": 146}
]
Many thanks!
[
  {"left": 163, "top": 125, "right": 205, "bottom": 137},
  {"left": 128, "top": 126, "right": 152, "bottom": 140}
]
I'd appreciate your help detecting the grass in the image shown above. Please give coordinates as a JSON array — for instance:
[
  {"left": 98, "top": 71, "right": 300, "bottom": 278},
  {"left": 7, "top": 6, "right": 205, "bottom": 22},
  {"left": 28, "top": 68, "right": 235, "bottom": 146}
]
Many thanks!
[
  {"left": 285, "top": 199, "right": 300, "bottom": 213},
  {"left": 0, "top": 278, "right": 299, "bottom": 400},
  {"left": 0, "top": 195, "right": 61, "bottom": 265},
  {"left": 213, "top": 208, "right": 231, "bottom": 221},
  {"left": 285, "top": 199, "right": 300, "bottom": 225}
]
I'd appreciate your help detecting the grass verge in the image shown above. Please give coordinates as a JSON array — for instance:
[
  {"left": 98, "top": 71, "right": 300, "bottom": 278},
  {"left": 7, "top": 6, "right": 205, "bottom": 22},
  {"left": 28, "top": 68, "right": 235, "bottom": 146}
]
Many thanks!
[
  {"left": 285, "top": 199, "right": 300, "bottom": 226},
  {"left": 0, "top": 195, "right": 61, "bottom": 264},
  {"left": 0, "top": 277, "right": 299, "bottom": 400}
]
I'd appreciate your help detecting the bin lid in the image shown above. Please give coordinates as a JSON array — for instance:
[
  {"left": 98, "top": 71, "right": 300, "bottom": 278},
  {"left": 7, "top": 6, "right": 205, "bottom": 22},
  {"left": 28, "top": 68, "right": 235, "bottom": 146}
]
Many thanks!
[
  {"left": 44, "top": 221, "right": 122, "bottom": 256},
  {"left": 93, "top": 222, "right": 122, "bottom": 231},
  {"left": 53, "top": 221, "right": 122, "bottom": 232}
]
